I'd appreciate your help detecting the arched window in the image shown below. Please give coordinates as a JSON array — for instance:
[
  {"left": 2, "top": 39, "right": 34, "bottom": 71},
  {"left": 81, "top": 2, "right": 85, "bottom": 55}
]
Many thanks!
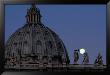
[
  {"left": 35, "top": 40, "right": 42, "bottom": 54},
  {"left": 36, "top": 31, "right": 40, "bottom": 34},
  {"left": 26, "top": 31, "right": 30, "bottom": 34},
  {"left": 46, "top": 41, "right": 53, "bottom": 49},
  {"left": 36, "top": 40, "right": 42, "bottom": 45},
  {"left": 49, "top": 41, "right": 53, "bottom": 48},
  {"left": 57, "top": 42, "right": 64, "bottom": 52},
  {"left": 18, "top": 32, "right": 21, "bottom": 35},
  {"left": 58, "top": 42, "right": 62, "bottom": 49},
  {"left": 45, "top": 31, "right": 48, "bottom": 35},
  {"left": 13, "top": 42, "right": 17, "bottom": 47},
  {"left": 23, "top": 40, "right": 30, "bottom": 54},
  {"left": 17, "top": 48, "right": 21, "bottom": 55},
  {"left": 23, "top": 46, "right": 29, "bottom": 54},
  {"left": 14, "top": 42, "right": 17, "bottom": 46},
  {"left": 45, "top": 41, "right": 53, "bottom": 55},
  {"left": 44, "top": 49, "right": 48, "bottom": 55},
  {"left": 24, "top": 41, "right": 27, "bottom": 44},
  {"left": 32, "top": 30, "right": 37, "bottom": 38}
]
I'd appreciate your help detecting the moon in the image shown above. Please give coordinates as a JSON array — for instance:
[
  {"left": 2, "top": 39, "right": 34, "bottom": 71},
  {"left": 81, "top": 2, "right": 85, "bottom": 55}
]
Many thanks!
[{"left": 80, "top": 48, "right": 85, "bottom": 54}]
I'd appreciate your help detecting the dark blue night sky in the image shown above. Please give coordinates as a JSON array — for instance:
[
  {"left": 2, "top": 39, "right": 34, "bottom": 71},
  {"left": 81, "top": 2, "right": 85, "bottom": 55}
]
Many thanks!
[{"left": 5, "top": 5, "right": 106, "bottom": 64}]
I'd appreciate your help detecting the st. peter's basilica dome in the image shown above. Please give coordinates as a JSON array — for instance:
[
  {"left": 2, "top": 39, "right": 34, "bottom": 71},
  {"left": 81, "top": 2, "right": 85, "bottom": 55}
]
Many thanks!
[{"left": 5, "top": 4, "right": 70, "bottom": 69}]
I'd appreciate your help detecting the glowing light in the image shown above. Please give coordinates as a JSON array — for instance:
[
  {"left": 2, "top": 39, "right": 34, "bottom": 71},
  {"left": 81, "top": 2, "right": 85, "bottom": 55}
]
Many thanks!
[{"left": 80, "top": 48, "right": 85, "bottom": 54}]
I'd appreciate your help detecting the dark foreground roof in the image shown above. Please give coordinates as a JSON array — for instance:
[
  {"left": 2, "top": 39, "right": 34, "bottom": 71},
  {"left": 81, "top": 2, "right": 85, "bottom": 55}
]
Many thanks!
[{"left": 5, "top": 64, "right": 106, "bottom": 72}]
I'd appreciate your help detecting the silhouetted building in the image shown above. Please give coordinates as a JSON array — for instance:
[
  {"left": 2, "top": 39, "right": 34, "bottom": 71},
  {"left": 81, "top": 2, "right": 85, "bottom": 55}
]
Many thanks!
[
  {"left": 5, "top": 4, "right": 106, "bottom": 71},
  {"left": 5, "top": 4, "right": 70, "bottom": 69}
]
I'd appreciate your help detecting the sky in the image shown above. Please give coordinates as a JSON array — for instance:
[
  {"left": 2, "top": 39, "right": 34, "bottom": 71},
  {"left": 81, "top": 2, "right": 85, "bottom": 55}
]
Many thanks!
[{"left": 5, "top": 5, "right": 106, "bottom": 64}]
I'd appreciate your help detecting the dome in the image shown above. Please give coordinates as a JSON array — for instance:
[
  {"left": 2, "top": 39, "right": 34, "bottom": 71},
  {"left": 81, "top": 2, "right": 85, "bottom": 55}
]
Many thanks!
[{"left": 5, "top": 4, "right": 70, "bottom": 69}]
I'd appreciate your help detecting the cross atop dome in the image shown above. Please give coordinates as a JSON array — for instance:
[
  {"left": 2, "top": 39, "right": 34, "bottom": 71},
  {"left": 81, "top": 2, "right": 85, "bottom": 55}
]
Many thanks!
[
  {"left": 30, "top": 4, "right": 39, "bottom": 11},
  {"left": 31, "top": 4, "right": 36, "bottom": 8}
]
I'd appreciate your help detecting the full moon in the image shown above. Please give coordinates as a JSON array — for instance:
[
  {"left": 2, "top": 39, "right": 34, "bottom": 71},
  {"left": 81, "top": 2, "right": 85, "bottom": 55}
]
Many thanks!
[{"left": 80, "top": 48, "right": 85, "bottom": 54}]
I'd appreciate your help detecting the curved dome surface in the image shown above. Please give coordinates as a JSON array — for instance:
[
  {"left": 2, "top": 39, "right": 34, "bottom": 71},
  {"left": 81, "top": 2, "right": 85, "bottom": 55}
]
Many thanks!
[{"left": 5, "top": 5, "right": 70, "bottom": 69}]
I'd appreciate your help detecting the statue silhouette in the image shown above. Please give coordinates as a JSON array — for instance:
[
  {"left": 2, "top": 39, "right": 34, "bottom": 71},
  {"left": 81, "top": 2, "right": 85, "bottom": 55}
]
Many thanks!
[
  {"left": 82, "top": 52, "right": 89, "bottom": 64},
  {"left": 94, "top": 53, "right": 103, "bottom": 65},
  {"left": 74, "top": 49, "right": 79, "bottom": 64}
]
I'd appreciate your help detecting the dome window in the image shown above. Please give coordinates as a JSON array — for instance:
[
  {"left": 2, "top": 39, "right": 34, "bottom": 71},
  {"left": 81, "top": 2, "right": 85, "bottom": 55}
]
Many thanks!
[
  {"left": 24, "top": 41, "right": 27, "bottom": 44},
  {"left": 36, "top": 31, "right": 40, "bottom": 34},
  {"left": 36, "top": 40, "right": 42, "bottom": 45},
  {"left": 26, "top": 31, "right": 30, "bottom": 34},
  {"left": 45, "top": 31, "right": 48, "bottom": 35},
  {"left": 13, "top": 42, "right": 17, "bottom": 46},
  {"left": 18, "top": 32, "right": 21, "bottom": 35},
  {"left": 17, "top": 49, "right": 21, "bottom": 55},
  {"left": 58, "top": 42, "right": 62, "bottom": 49},
  {"left": 47, "top": 41, "right": 53, "bottom": 49},
  {"left": 44, "top": 37, "right": 46, "bottom": 40},
  {"left": 44, "top": 49, "right": 48, "bottom": 55}
]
